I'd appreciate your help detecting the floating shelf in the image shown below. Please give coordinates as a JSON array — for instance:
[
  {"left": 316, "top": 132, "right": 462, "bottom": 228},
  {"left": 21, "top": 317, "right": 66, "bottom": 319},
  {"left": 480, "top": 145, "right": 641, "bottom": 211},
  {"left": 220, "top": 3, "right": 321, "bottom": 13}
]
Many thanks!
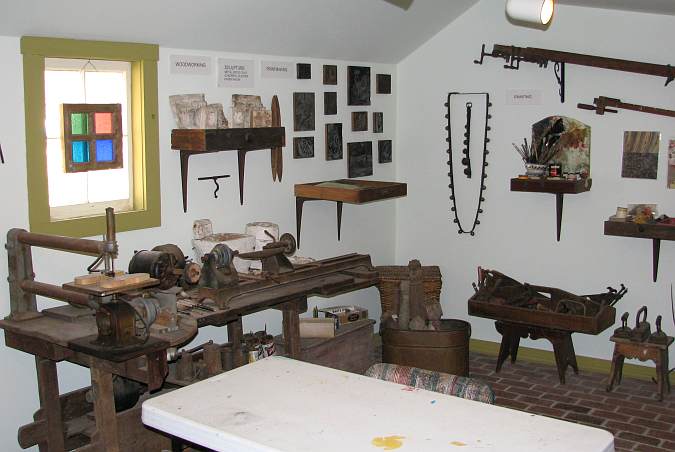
[
  {"left": 604, "top": 219, "right": 675, "bottom": 282},
  {"left": 510, "top": 177, "right": 592, "bottom": 241},
  {"left": 294, "top": 179, "right": 407, "bottom": 248},
  {"left": 171, "top": 127, "right": 285, "bottom": 210}
]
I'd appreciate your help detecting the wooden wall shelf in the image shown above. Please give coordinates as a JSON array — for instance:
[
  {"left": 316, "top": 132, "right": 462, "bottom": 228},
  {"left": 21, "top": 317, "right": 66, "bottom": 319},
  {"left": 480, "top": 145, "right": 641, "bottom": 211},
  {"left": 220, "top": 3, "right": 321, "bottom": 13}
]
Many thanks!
[
  {"left": 604, "top": 220, "right": 675, "bottom": 282},
  {"left": 294, "top": 179, "right": 407, "bottom": 248},
  {"left": 171, "top": 127, "right": 285, "bottom": 210},
  {"left": 511, "top": 178, "right": 592, "bottom": 241}
]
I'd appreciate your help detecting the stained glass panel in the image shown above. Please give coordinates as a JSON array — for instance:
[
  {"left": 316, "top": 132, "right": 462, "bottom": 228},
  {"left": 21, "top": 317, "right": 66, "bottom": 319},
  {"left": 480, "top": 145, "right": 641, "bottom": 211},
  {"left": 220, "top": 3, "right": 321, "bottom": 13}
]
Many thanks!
[
  {"left": 72, "top": 141, "right": 90, "bottom": 163},
  {"left": 94, "top": 112, "right": 113, "bottom": 134},
  {"left": 96, "top": 139, "right": 114, "bottom": 162},
  {"left": 71, "top": 113, "right": 88, "bottom": 135}
]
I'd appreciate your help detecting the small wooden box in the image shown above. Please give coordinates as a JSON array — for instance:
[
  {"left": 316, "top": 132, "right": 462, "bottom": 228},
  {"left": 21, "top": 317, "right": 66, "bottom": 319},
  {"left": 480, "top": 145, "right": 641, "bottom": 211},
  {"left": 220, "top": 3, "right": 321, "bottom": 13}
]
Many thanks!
[
  {"left": 319, "top": 305, "right": 368, "bottom": 325},
  {"left": 275, "top": 319, "right": 376, "bottom": 374}
]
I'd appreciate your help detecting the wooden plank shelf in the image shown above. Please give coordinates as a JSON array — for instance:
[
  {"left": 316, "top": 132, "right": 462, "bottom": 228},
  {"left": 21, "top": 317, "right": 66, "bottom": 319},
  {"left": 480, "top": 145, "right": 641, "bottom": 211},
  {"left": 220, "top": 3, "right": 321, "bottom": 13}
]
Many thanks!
[
  {"left": 171, "top": 127, "right": 286, "bottom": 210},
  {"left": 510, "top": 177, "right": 592, "bottom": 241},
  {"left": 294, "top": 179, "right": 407, "bottom": 248},
  {"left": 604, "top": 219, "right": 675, "bottom": 282}
]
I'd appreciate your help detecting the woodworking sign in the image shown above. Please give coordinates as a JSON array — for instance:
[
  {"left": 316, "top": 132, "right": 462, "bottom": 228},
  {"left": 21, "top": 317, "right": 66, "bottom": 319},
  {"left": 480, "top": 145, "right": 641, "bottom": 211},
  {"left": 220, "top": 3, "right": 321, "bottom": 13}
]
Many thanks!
[
  {"left": 170, "top": 55, "right": 212, "bottom": 75},
  {"left": 218, "top": 58, "right": 254, "bottom": 88}
]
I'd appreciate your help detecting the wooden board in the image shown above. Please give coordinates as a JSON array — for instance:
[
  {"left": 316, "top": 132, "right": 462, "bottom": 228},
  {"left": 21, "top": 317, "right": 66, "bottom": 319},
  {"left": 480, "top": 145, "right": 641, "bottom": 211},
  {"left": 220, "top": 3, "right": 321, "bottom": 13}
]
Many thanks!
[
  {"left": 510, "top": 177, "right": 592, "bottom": 194},
  {"left": 604, "top": 219, "right": 675, "bottom": 241},
  {"left": 294, "top": 179, "right": 407, "bottom": 204},
  {"left": 468, "top": 297, "right": 616, "bottom": 335},
  {"left": 171, "top": 127, "right": 285, "bottom": 152},
  {"left": 63, "top": 276, "right": 159, "bottom": 297}
]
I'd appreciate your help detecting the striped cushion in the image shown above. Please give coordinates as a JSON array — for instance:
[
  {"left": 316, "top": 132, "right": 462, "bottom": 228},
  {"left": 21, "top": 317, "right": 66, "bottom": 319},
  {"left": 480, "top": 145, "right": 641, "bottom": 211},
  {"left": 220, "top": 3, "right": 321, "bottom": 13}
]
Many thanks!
[{"left": 365, "top": 363, "right": 495, "bottom": 404}]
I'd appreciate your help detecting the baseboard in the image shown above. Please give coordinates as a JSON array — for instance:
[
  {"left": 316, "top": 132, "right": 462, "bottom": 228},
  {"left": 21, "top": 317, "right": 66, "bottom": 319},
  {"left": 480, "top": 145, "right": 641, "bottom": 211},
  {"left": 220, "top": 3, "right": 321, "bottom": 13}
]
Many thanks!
[{"left": 470, "top": 338, "right": 674, "bottom": 384}]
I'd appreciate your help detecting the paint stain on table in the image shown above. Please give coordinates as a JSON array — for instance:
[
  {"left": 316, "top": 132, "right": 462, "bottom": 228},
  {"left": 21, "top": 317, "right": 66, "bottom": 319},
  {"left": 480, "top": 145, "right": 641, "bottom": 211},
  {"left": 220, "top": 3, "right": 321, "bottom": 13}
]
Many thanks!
[
  {"left": 371, "top": 435, "right": 406, "bottom": 450},
  {"left": 450, "top": 440, "right": 467, "bottom": 446}
]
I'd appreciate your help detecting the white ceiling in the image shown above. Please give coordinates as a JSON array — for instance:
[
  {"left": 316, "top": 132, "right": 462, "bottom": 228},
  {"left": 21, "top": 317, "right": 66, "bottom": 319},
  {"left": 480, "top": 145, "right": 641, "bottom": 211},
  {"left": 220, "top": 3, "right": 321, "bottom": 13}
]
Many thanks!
[
  {"left": 558, "top": 0, "right": 675, "bottom": 16},
  {"left": 0, "top": 0, "right": 477, "bottom": 63},
  {"left": 1, "top": 0, "right": 673, "bottom": 64}
]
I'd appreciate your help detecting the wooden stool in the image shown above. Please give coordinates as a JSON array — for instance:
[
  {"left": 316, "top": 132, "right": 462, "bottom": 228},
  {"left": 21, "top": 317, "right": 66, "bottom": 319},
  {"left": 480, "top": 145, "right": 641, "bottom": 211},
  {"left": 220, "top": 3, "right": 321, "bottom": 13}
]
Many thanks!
[
  {"left": 495, "top": 321, "right": 579, "bottom": 384},
  {"left": 606, "top": 335, "right": 673, "bottom": 401}
]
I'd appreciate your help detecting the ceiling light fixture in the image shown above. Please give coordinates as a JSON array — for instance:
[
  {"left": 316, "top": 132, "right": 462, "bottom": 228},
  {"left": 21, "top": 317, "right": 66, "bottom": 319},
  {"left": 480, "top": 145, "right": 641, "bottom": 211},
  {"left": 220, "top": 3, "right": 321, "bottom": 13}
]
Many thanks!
[{"left": 506, "top": 0, "right": 555, "bottom": 25}]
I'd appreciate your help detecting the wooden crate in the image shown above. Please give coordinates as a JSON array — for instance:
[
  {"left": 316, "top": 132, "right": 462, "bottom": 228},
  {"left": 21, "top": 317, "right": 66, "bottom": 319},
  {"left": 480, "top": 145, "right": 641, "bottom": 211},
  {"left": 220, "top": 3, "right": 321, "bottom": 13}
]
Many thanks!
[{"left": 275, "top": 319, "right": 375, "bottom": 373}]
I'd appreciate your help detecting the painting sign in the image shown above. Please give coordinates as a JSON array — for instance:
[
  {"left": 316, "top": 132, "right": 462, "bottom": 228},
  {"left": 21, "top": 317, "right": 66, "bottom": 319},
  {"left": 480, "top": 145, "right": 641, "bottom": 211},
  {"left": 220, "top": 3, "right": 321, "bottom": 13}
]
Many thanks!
[
  {"left": 621, "top": 131, "right": 660, "bottom": 179},
  {"left": 217, "top": 58, "right": 254, "bottom": 88},
  {"left": 378, "top": 140, "right": 392, "bottom": 163},
  {"left": 352, "top": 112, "right": 368, "bottom": 132},
  {"left": 325, "top": 123, "right": 343, "bottom": 161},
  {"left": 293, "top": 92, "right": 315, "bottom": 132},
  {"left": 293, "top": 137, "right": 315, "bottom": 159},
  {"left": 348, "top": 141, "right": 373, "bottom": 178},
  {"left": 261, "top": 60, "right": 294, "bottom": 79},
  {"left": 668, "top": 139, "right": 675, "bottom": 189},
  {"left": 348, "top": 66, "right": 371, "bottom": 106}
]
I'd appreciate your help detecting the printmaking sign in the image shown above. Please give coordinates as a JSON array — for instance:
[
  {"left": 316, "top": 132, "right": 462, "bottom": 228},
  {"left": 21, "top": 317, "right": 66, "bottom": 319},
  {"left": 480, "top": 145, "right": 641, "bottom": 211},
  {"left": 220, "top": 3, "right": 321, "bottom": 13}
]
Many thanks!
[
  {"left": 217, "top": 59, "right": 254, "bottom": 88},
  {"left": 261, "top": 61, "right": 294, "bottom": 79},
  {"left": 170, "top": 55, "right": 212, "bottom": 75}
]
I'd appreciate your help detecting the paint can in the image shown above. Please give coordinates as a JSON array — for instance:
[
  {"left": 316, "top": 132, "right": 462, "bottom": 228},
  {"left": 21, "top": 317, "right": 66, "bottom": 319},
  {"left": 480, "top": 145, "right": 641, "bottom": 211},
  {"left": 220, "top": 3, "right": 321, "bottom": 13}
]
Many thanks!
[{"left": 548, "top": 163, "right": 561, "bottom": 178}]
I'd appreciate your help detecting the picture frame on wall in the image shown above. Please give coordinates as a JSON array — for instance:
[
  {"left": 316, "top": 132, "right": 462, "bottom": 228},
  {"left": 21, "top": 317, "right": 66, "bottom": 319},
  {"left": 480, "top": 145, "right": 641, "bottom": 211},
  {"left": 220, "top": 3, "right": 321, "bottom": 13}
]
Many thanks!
[
  {"left": 293, "top": 136, "right": 315, "bottom": 159},
  {"left": 348, "top": 141, "right": 373, "bottom": 177},
  {"left": 351, "top": 112, "right": 368, "bottom": 132},
  {"left": 323, "top": 65, "right": 338, "bottom": 85},
  {"left": 376, "top": 74, "right": 391, "bottom": 94},
  {"left": 378, "top": 140, "right": 392, "bottom": 163},
  {"left": 324, "top": 92, "right": 337, "bottom": 115},
  {"left": 373, "top": 112, "right": 383, "bottom": 133},
  {"left": 325, "top": 123, "right": 343, "bottom": 161},
  {"left": 293, "top": 92, "right": 315, "bottom": 131},
  {"left": 347, "top": 66, "right": 371, "bottom": 106},
  {"left": 297, "top": 63, "right": 311, "bottom": 79}
]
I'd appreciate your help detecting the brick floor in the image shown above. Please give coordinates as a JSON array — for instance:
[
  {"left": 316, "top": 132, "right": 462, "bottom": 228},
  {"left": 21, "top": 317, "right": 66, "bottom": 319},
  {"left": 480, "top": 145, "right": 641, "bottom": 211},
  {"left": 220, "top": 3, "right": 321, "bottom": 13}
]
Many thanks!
[{"left": 468, "top": 352, "right": 674, "bottom": 451}]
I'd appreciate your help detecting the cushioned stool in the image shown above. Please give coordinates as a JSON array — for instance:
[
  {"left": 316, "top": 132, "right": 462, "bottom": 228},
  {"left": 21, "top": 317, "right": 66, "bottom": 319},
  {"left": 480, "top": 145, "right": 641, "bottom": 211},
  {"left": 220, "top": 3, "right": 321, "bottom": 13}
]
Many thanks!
[{"left": 365, "top": 363, "right": 495, "bottom": 404}]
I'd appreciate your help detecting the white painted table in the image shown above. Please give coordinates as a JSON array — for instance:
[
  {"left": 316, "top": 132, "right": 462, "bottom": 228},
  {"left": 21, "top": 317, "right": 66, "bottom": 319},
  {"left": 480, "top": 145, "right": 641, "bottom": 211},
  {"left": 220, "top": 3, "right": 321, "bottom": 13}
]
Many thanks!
[{"left": 142, "top": 356, "right": 615, "bottom": 452}]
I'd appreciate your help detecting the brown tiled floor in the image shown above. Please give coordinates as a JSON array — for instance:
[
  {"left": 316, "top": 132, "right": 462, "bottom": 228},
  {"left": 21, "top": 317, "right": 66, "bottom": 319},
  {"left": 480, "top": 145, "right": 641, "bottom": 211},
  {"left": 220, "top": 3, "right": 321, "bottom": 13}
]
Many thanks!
[{"left": 468, "top": 352, "right": 674, "bottom": 451}]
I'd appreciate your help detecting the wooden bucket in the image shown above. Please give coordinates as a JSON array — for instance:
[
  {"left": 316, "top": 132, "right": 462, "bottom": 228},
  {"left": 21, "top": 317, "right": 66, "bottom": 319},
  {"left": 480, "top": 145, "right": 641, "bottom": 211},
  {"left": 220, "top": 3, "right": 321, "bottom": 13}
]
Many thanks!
[{"left": 382, "top": 319, "right": 471, "bottom": 376}]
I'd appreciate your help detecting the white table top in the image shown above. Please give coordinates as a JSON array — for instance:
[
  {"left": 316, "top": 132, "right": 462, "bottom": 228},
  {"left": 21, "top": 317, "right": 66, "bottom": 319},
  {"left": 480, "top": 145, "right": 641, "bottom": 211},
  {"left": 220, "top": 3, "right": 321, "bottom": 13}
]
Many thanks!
[{"left": 142, "top": 356, "right": 614, "bottom": 452}]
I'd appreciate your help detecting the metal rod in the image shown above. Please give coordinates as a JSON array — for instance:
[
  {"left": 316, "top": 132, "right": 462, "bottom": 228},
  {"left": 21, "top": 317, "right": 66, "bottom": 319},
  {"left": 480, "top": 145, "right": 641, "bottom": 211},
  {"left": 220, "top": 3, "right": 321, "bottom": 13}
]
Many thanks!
[{"left": 20, "top": 280, "right": 91, "bottom": 307}]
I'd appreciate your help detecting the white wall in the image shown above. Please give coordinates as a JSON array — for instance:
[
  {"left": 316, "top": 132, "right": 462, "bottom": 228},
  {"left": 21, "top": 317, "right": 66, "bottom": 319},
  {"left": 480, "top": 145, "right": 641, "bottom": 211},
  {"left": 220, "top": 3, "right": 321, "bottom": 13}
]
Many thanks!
[
  {"left": 396, "top": 0, "right": 675, "bottom": 362},
  {"left": 0, "top": 36, "right": 396, "bottom": 450}
]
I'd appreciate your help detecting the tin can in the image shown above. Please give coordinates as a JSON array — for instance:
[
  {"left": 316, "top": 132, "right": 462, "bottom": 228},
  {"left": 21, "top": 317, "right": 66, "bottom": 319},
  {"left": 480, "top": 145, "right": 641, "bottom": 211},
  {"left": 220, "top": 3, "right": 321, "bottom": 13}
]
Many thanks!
[{"left": 548, "top": 163, "right": 561, "bottom": 177}]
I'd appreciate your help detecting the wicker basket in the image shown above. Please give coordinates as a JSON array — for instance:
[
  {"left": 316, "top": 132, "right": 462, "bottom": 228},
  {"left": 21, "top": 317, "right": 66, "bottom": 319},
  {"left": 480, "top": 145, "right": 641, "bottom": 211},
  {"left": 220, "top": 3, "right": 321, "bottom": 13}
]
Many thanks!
[{"left": 376, "top": 265, "right": 442, "bottom": 314}]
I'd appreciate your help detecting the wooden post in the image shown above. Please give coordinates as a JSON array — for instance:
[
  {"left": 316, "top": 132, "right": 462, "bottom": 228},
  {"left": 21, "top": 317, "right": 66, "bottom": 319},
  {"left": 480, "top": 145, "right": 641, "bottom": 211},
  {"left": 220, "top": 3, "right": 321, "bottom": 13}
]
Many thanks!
[
  {"left": 282, "top": 301, "right": 302, "bottom": 359},
  {"left": 35, "top": 357, "right": 65, "bottom": 451},
  {"left": 90, "top": 367, "right": 120, "bottom": 452},
  {"left": 228, "top": 318, "right": 245, "bottom": 368}
]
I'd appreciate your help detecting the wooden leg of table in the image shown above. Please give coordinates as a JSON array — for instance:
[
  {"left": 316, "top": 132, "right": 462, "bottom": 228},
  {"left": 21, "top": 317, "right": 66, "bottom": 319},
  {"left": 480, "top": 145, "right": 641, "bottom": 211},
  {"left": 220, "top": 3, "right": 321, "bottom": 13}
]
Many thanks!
[
  {"left": 336, "top": 201, "right": 343, "bottom": 241},
  {"left": 653, "top": 238, "right": 661, "bottom": 282},
  {"left": 90, "top": 367, "right": 120, "bottom": 452},
  {"left": 555, "top": 193, "right": 564, "bottom": 242},
  {"left": 296, "top": 197, "right": 305, "bottom": 249},
  {"left": 606, "top": 347, "right": 622, "bottom": 392},
  {"left": 495, "top": 322, "right": 520, "bottom": 372},
  {"left": 228, "top": 318, "right": 245, "bottom": 368},
  {"left": 282, "top": 303, "right": 301, "bottom": 359},
  {"left": 179, "top": 151, "right": 191, "bottom": 213},
  {"left": 237, "top": 150, "right": 247, "bottom": 205},
  {"left": 656, "top": 350, "right": 666, "bottom": 401},
  {"left": 35, "top": 357, "right": 65, "bottom": 452},
  {"left": 509, "top": 333, "right": 522, "bottom": 363}
]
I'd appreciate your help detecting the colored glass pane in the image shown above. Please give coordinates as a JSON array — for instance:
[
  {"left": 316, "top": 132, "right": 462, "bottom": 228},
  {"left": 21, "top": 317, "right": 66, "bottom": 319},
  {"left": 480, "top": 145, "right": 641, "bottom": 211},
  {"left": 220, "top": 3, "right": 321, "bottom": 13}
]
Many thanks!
[
  {"left": 72, "top": 141, "right": 90, "bottom": 163},
  {"left": 94, "top": 112, "right": 113, "bottom": 134},
  {"left": 70, "top": 113, "right": 88, "bottom": 135},
  {"left": 96, "top": 139, "right": 114, "bottom": 162}
]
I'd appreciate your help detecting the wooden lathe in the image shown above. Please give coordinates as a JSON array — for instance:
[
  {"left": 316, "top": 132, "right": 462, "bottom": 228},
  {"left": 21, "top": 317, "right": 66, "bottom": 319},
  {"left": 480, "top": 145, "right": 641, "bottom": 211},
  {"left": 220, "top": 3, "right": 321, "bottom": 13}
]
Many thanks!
[{"left": 0, "top": 208, "right": 379, "bottom": 451}]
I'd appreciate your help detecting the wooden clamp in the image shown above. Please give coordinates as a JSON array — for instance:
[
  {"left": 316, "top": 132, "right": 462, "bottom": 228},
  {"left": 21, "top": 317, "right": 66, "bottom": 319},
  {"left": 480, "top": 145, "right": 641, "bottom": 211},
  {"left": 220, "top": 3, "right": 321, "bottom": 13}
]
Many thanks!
[{"left": 578, "top": 96, "right": 675, "bottom": 118}]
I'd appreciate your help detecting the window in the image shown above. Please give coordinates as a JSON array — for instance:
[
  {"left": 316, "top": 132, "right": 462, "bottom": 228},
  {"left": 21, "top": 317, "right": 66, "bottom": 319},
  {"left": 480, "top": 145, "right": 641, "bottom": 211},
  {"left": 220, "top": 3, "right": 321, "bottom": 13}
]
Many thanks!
[{"left": 22, "top": 37, "right": 161, "bottom": 237}]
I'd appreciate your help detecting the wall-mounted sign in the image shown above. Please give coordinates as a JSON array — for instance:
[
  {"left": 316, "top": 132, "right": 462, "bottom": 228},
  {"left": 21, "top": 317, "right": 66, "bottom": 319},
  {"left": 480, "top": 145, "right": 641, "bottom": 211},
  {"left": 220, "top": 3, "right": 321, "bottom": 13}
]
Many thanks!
[
  {"left": 261, "top": 60, "right": 293, "bottom": 79},
  {"left": 506, "top": 89, "right": 542, "bottom": 106},
  {"left": 170, "top": 55, "right": 212, "bottom": 75},
  {"left": 217, "top": 58, "right": 254, "bottom": 88}
]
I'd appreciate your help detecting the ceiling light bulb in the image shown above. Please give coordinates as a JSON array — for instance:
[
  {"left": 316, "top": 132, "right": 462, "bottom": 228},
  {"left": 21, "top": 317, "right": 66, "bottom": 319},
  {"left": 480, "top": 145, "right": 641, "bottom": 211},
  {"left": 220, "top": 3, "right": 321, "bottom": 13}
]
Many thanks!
[{"left": 506, "top": 0, "right": 555, "bottom": 25}]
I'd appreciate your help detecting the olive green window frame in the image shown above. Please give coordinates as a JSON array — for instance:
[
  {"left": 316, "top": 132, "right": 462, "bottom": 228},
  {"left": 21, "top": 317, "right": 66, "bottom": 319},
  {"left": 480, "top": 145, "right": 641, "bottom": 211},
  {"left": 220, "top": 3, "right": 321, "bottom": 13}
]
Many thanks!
[{"left": 22, "top": 36, "right": 161, "bottom": 237}]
